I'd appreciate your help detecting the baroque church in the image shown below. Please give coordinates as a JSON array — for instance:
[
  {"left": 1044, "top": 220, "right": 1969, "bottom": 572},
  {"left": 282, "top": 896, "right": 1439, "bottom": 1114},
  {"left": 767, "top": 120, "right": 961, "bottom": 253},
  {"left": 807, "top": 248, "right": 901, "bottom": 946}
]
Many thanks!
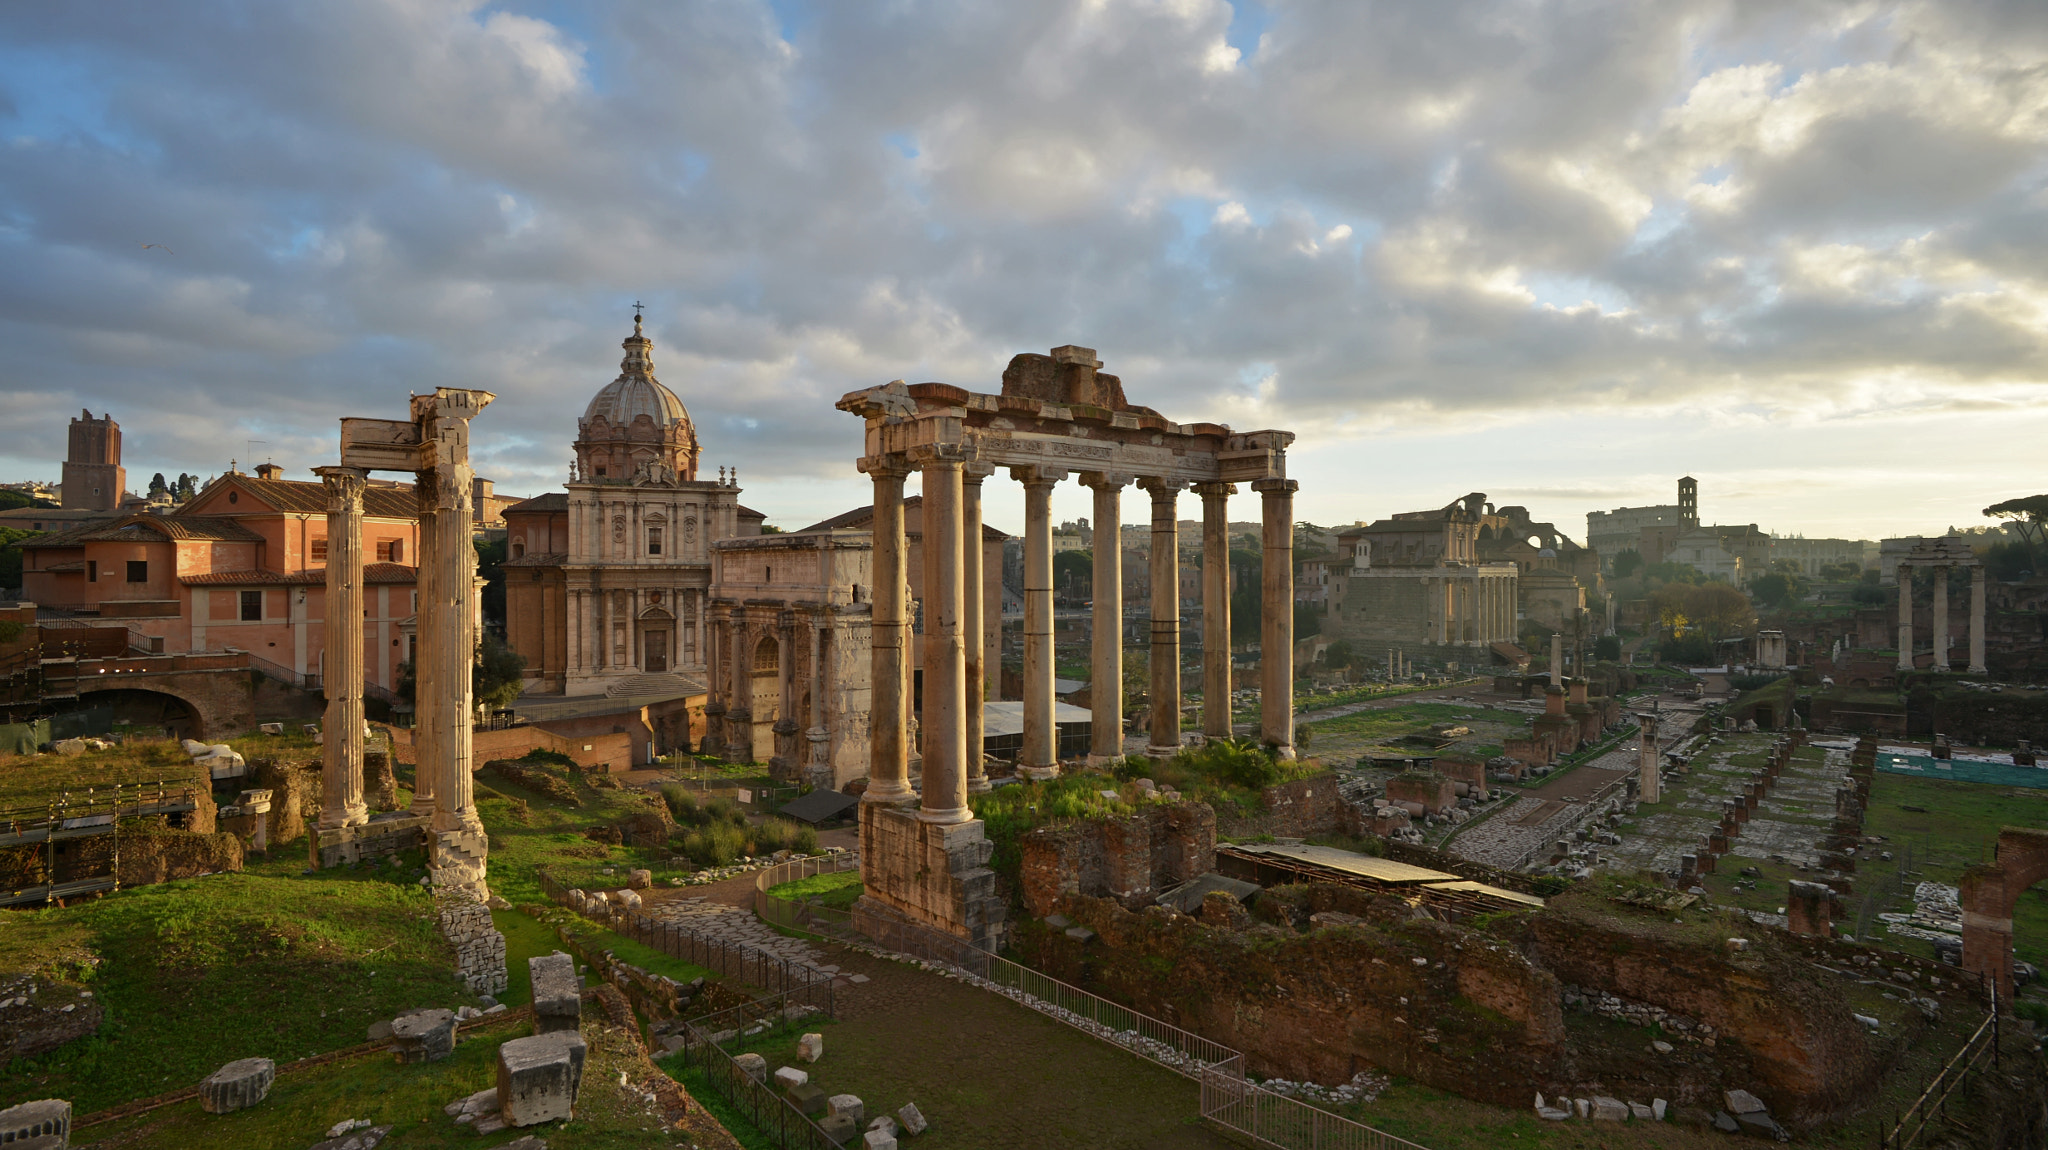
[{"left": 503, "top": 314, "right": 764, "bottom": 696}]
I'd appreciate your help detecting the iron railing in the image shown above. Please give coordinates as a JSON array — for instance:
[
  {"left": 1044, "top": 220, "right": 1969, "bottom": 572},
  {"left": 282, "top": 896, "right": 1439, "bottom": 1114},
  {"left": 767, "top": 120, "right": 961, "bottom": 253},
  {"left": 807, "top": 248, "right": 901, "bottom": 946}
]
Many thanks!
[
  {"left": 673, "top": 992, "right": 841, "bottom": 1150},
  {"left": 1202, "top": 1056, "right": 1433, "bottom": 1150},
  {"left": 752, "top": 853, "right": 859, "bottom": 937},
  {"left": 1879, "top": 991, "right": 2001, "bottom": 1150},
  {"left": 537, "top": 868, "right": 835, "bottom": 1014}
]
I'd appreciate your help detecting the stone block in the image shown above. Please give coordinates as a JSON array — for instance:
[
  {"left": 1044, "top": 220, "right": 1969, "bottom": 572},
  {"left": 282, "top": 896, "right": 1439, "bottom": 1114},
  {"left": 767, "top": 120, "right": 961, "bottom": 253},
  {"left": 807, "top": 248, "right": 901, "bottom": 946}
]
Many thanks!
[
  {"left": 734, "top": 1053, "right": 768, "bottom": 1083},
  {"left": 798, "top": 1032, "right": 824, "bottom": 1063},
  {"left": 1652, "top": 1098, "right": 1667, "bottom": 1121},
  {"left": 1591, "top": 1096, "right": 1628, "bottom": 1122},
  {"left": 863, "top": 1130, "right": 898, "bottom": 1150},
  {"left": 628, "top": 868, "right": 653, "bottom": 889},
  {"left": 497, "top": 1033, "right": 584, "bottom": 1127},
  {"left": 308, "top": 1124, "right": 394, "bottom": 1150},
  {"left": 529, "top": 952, "right": 581, "bottom": 1034},
  {"left": 0, "top": 1098, "right": 70, "bottom": 1147},
  {"left": 896, "top": 1102, "right": 927, "bottom": 1136},
  {"left": 787, "top": 1082, "right": 827, "bottom": 1115},
  {"left": 774, "top": 1066, "right": 809, "bottom": 1090},
  {"left": 1629, "top": 1102, "right": 1655, "bottom": 1120},
  {"left": 200, "top": 1057, "right": 276, "bottom": 1114},
  {"left": 389, "top": 1009, "right": 457, "bottom": 1063},
  {"left": 1723, "top": 1088, "right": 1766, "bottom": 1114},
  {"left": 868, "top": 1116, "right": 898, "bottom": 1137},
  {"left": 818, "top": 1114, "right": 859, "bottom": 1145},
  {"left": 828, "top": 1094, "right": 864, "bottom": 1124},
  {"left": 617, "top": 888, "right": 643, "bottom": 911}
]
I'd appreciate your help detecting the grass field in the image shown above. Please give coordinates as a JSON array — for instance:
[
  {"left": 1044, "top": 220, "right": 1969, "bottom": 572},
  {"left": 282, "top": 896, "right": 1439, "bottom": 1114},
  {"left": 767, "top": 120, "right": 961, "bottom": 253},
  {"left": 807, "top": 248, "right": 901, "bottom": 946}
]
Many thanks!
[
  {"left": 764, "top": 869, "right": 863, "bottom": 910},
  {"left": 1861, "top": 771, "right": 2048, "bottom": 966}
]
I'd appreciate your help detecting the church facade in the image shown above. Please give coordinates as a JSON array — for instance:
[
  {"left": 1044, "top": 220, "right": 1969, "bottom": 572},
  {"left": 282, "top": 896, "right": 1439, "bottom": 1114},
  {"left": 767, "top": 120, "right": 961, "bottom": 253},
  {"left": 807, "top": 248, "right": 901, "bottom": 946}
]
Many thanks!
[{"left": 504, "top": 315, "right": 762, "bottom": 697}]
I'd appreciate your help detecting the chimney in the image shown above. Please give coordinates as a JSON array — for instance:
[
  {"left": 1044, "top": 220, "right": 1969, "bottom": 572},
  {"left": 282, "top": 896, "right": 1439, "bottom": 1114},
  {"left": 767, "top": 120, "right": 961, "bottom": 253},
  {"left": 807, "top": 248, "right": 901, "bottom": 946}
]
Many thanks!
[{"left": 254, "top": 463, "right": 283, "bottom": 481}]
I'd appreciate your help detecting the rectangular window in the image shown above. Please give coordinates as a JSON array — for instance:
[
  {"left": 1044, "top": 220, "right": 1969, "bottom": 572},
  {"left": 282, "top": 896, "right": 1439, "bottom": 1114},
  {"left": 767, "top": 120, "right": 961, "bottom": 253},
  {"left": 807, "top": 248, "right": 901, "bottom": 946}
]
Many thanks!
[
  {"left": 87, "top": 560, "right": 97, "bottom": 582},
  {"left": 311, "top": 537, "right": 328, "bottom": 562},
  {"left": 647, "top": 527, "right": 662, "bottom": 556},
  {"left": 126, "top": 560, "right": 147, "bottom": 583},
  {"left": 239, "top": 590, "right": 262, "bottom": 621},
  {"left": 376, "top": 540, "right": 406, "bottom": 563}
]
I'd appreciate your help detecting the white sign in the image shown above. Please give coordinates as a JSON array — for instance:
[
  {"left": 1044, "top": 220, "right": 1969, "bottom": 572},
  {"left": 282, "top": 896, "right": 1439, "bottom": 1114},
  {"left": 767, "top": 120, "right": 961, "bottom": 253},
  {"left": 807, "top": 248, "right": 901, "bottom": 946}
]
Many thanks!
[{"left": 736, "top": 788, "right": 752, "bottom": 804}]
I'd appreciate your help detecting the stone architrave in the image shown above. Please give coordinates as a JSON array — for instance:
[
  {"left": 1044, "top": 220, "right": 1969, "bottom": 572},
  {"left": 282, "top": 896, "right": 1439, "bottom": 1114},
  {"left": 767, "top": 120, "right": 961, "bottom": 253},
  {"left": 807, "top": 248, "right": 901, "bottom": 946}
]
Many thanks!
[
  {"left": 314, "top": 465, "right": 370, "bottom": 829},
  {"left": 1254, "top": 477, "right": 1297, "bottom": 755},
  {"left": 1196, "top": 482, "right": 1235, "bottom": 739},
  {"left": 1140, "top": 477, "right": 1185, "bottom": 756}
]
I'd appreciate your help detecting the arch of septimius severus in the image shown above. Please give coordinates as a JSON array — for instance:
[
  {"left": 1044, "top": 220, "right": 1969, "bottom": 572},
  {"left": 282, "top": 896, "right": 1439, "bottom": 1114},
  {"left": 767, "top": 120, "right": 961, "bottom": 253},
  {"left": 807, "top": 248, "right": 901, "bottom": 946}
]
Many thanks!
[{"left": 837, "top": 345, "right": 1297, "bottom": 948}]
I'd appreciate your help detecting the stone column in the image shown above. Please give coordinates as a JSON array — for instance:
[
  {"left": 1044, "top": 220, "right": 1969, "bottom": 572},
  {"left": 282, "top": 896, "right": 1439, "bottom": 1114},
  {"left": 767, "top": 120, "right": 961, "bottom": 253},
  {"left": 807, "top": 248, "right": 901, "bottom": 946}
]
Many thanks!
[
  {"left": 1015, "top": 466, "right": 1063, "bottom": 778},
  {"left": 729, "top": 610, "right": 753, "bottom": 761},
  {"left": 1082, "top": 473, "right": 1127, "bottom": 761},
  {"left": 409, "top": 474, "right": 438, "bottom": 822},
  {"left": 963, "top": 463, "right": 992, "bottom": 791},
  {"left": 807, "top": 620, "right": 831, "bottom": 776},
  {"left": 1932, "top": 565, "right": 1950, "bottom": 671},
  {"left": 702, "top": 610, "right": 727, "bottom": 754},
  {"left": 1141, "top": 478, "right": 1185, "bottom": 756},
  {"left": 1970, "top": 566, "right": 1988, "bottom": 675},
  {"left": 1254, "top": 478, "right": 1297, "bottom": 756},
  {"left": 1549, "top": 633, "right": 1562, "bottom": 689},
  {"left": 414, "top": 388, "right": 492, "bottom": 896},
  {"left": 1636, "top": 712, "right": 1660, "bottom": 804},
  {"left": 1897, "top": 566, "right": 1915, "bottom": 672},
  {"left": 772, "top": 609, "right": 798, "bottom": 777},
  {"left": 864, "top": 457, "right": 914, "bottom": 803},
  {"left": 1196, "top": 482, "right": 1236, "bottom": 739},
  {"left": 315, "top": 465, "right": 369, "bottom": 829},
  {"left": 916, "top": 450, "right": 970, "bottom": 824}
]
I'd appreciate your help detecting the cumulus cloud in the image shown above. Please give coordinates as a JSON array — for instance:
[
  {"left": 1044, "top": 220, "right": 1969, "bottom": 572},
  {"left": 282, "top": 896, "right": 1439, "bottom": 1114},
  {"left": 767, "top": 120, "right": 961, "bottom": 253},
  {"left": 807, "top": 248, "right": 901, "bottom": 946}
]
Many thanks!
[{"left": 0, "top": 0, "right": 2044, "bottom": 537}]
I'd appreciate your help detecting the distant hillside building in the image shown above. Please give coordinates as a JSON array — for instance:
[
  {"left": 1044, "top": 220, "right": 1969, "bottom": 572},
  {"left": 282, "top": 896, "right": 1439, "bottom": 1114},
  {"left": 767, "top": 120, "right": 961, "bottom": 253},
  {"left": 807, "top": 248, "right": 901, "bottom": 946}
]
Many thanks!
[
  {"left": 1326, "top": 493, "right": 1519, "bottom": 661},
  {"left": 1585, "top": 476, "right": 1695, "bottom": 570}
]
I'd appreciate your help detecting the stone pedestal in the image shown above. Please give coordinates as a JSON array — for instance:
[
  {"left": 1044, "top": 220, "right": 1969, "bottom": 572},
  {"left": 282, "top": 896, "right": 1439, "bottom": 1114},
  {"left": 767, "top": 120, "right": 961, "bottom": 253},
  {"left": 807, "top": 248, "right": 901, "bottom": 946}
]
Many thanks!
[
  {"left": 497, "top": 1032, "right": 586, "bottom": 1127},
  {"left": 390, "top": 1009, "right": 457, "bottom": 1063},
  {"left": 530, "top": 952, "right": 580, "bottom": 1034},
  {"left": 200, "top": 1058, "right": 275, "bottom": 1114},
  {"left": 856, "top": 801, "right": 1005, "bottom": 951}
]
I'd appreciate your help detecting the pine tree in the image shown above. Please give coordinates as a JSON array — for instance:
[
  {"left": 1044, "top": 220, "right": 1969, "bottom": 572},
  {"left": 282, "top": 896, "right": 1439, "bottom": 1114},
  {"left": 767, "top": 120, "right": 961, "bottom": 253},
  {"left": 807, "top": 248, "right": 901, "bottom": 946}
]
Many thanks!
[{"left": 148, "top": 472, "right": 169, "bottom": 498}]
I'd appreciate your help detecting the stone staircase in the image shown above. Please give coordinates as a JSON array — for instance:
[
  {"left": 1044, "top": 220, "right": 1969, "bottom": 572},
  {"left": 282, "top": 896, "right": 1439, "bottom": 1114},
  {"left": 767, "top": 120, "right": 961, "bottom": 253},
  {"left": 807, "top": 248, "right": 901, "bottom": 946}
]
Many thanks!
[{"left": 605, "top": 673, "right": 700, "bottom": 699}]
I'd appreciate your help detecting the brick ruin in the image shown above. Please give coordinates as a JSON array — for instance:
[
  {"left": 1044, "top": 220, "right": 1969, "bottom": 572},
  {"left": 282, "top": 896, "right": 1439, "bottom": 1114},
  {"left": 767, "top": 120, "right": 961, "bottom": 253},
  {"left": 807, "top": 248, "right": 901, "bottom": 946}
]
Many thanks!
[{"left": 1019, "top": 802, "right": 1215, "bottom": 917}]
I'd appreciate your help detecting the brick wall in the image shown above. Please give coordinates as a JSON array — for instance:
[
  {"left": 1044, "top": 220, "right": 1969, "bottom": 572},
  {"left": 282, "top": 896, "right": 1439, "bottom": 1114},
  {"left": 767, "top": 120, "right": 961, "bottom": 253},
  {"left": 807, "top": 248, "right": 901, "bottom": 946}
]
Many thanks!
[
  {"left": 386, "top": 724, "right": 634, "bottom": 773},
  {"left": 435, "top": 890, "right": 508, "bottom": 997},
  {"left": 1019, "top": 802, "right": 1216, "bottom": 917},
  {"left": 1215, "top": 773, "right": 1362, "bottom": 840}
]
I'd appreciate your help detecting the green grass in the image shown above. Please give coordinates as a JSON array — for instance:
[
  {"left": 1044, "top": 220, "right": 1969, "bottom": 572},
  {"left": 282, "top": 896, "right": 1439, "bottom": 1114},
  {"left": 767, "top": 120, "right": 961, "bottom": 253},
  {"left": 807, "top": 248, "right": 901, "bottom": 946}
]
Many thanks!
[
  {"left": 1862, "top": 772, "right": 2048, "bottom": 966},
  {"left": 766, "top": 869, "right": 863, "bottom": 910},
  {"left": 0, "top": 863, "right": 478, "bottom": 1114}
]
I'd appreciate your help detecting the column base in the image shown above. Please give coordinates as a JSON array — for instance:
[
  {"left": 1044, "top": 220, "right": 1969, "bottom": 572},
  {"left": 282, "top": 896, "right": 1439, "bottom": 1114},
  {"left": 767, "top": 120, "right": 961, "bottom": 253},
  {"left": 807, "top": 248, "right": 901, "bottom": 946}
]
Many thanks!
[
  {"left": 918, "top": 805, "right": 973, "bottom": 825},
  {"left": 1970, "top": 664, "right": 1989, "bottom": 675},
  {"left": 1145, "top": 744, "right": 1181, "bottom": 758},
  {"left": 427, "top": 826, "right": 491, "bottom": 901},
  {"left": 1269, "top": 744, "right": 1297, "bottom": 762},
  {"left": 967, "top": 778, "right": 994, "bottom": 794},
  {"left": 856, "top": 803, "right": 1006, "bottom": 952},
  {"left": 1017, "top": 764, "right": 1060, "bottom": 781},
  {"left": 862, "top": 782, "right": 918, "bottom": 805},
  {"left": 318, "top": 803, "right": 370, "bottom": 830}
]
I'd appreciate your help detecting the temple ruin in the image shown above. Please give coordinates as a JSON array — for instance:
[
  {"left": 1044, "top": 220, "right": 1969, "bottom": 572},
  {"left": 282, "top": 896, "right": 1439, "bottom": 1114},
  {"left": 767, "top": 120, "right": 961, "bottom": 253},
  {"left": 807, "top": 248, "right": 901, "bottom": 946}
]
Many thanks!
[{"left": 836, "top": 346, "right": 1297, "bottom": 947}]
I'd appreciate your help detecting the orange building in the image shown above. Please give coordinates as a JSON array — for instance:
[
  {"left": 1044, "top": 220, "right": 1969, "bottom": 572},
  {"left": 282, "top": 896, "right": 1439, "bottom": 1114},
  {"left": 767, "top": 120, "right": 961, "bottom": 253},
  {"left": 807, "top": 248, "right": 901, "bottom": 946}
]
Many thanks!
[{"left": 19, "top": 464, "right": 420, "bottom": 695}]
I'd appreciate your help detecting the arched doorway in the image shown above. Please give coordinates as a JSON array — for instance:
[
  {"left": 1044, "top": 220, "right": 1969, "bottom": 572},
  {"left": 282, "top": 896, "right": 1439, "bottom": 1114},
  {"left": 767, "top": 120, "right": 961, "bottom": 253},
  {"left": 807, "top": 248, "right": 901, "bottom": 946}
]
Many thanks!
[
  {"left": 751, "top": 634, "right": 780, "bottom": 763},
  {"left": 57, "top": 688, "right": 200, "bottom": 741}
]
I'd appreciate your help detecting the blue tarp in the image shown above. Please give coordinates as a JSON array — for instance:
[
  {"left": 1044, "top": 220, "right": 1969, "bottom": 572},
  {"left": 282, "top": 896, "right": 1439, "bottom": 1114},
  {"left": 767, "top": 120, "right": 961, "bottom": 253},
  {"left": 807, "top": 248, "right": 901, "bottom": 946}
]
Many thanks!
[{"left": 1876, "top": 753, "right": 2048, "bottom": 790}]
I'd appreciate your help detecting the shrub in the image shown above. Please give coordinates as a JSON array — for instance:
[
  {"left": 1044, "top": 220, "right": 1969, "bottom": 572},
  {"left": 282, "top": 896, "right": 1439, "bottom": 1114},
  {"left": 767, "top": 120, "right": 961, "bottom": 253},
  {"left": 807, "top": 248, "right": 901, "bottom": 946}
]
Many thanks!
[
  {"left": 1177, "top": 737, "right": 1282, "bottom": 790},
  {"left": 520, "top": 747, "right": 579, "bottom": 769},
  {"left": 704, "top": 796, "right": 747, "bottom": 826},
  {"left": 661, "top": 785, "right": 700, "bottom": 822},
  {"left": 682, "top": 823, "right": 747, "bottom": 867}
]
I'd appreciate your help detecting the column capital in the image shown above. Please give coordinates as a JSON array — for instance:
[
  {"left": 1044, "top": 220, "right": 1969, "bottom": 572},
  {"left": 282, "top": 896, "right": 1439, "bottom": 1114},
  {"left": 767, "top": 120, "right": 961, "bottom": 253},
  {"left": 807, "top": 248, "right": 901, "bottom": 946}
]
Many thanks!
[
  {"left": 1137, "top": 476, "right": 1188, "bottom": 496},
  {"left": 907, "top": 443, "right": 969, "bottom": 468},
  {"left": 963, "top": 461, "right": 997, "bottom": 483},
  {"left": 1251, "top": 477, "right": 1299, "bottom": 495},
  {"left": 859, "top": 453, "right": 915, "bottom": 479},
  {"left": 1077, "top": 471, "right": 1134, "bottom": 491},
  {"left": 1009, "top": 464, "right": 1068, "bottom": 487},
  {"left": 1192, "top": 482, "right": 1237, "bottom": 499}
]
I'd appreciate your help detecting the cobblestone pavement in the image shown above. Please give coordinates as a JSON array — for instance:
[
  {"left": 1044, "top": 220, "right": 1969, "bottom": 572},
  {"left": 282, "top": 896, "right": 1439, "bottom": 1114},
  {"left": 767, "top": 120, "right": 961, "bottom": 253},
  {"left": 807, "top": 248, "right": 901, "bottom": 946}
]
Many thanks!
[
  {"left": 1604, "top": 731, "right": 1850, "bottom": 874},
  {"left": 644, "top": 896, "right": 838, "bottom": 976}
]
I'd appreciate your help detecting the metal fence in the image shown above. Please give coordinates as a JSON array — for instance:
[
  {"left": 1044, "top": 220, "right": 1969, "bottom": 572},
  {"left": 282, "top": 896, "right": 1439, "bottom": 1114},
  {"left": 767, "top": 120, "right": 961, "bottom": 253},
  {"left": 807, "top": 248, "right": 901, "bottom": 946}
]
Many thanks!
[
  {"left": 1202, "top": 1056, "right": 1433, "bottom": 1150},
  {"left": 752, "top": 853, "right": 859, "bottom": 937},
  {"left": 537, "top": 868, "right": 834, "bottom": 1014},
  {"left": 673, "top": 992, "right": 842, "bottom": 1150}
]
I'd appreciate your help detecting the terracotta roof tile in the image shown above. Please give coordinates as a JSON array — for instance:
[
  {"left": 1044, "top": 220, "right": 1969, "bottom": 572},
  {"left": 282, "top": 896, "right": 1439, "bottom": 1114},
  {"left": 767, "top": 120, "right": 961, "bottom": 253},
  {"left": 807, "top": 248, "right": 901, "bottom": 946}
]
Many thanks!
[{"left": 181, "top": 563, "right": 418, "bottom": 586}]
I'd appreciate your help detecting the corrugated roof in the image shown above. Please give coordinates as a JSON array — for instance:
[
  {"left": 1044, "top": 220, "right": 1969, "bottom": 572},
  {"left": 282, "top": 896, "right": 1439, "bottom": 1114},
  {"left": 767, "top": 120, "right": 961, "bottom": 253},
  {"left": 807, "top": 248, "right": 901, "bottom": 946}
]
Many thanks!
[{"left": 1421, "top": 880, "right": 1546, "bottom": 909}]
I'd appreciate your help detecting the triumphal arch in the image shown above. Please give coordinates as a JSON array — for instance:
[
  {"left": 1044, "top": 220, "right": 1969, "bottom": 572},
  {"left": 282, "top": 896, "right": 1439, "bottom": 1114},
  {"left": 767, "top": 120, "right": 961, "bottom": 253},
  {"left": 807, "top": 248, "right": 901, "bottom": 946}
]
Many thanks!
[{"left": 838, "top": 345, "right": 1297, "bottom": 948}]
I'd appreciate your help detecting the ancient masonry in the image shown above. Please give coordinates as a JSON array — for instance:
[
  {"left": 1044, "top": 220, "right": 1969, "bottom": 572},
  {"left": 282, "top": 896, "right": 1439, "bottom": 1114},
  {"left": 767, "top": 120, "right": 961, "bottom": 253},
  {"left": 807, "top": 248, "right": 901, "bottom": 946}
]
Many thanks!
[
  {"left": 836, "top": 347, "right": 1298, "bottom": 949},
  {"left": 436, "top": 891, "right": 510, "bottom": 997},
  {"left": 314, "top": 387, "right": 495, "bottom": 899}
]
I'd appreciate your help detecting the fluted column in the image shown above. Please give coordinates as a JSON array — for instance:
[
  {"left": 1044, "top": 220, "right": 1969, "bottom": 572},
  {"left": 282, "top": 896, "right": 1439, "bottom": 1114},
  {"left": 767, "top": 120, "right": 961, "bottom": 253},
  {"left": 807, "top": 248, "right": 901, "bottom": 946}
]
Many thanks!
[
  {"left": 1083, "top": 473, "right": 1129, "bottom": 760},
  {"left": 1196, "top": 482, "right": 1235, "bottom": 738},
  {"left": 1141, "top": 478, "right": 1186, "bottom": 755},
  {"left": 1933, "top": 565, "right": 1951, "bottom": 671},
  {"left": 1970, "top": 566, "right": 1988, "bottom": 674},
  {"left": 1015, "top": 466, "right": 1063, "bottom": 777},
  {"left": 409, "top": 474, "right": 438, "bottom": 822},
  {"left": 864, "top": 457, "right": 914, "bottom": 803},
  {"left": 1254, "top": 478, "right": 1297, "bottom": 755},
  {"left": 1897, "top": 567, "right": 1915, "bottom": 672},
  {"left": 916, "top": 450, "right": 970, "bottom": 823},
  {"left": 963, "top": 463, "right": 992, "bottom": 790},
  {"left": 315, "top": 465, "right": 369, "bottom": 829}
]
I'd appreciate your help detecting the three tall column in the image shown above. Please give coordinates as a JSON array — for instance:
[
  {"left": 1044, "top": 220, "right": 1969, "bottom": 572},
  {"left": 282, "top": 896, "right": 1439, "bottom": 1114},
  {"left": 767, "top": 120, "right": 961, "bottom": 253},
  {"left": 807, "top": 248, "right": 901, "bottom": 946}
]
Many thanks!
[
  {"left": 1016, "top": 467, "right": 1062, "bottom": 778},
  {"left": 1197, "top": 483, "right": 1234, "bottom": 739},
  {"left": 1933, "top": 565, "right": 1951, "bottom": 671},
  {"left": 1141, "top": 479, "right": 1184, "bottom": 755},
  {"left": 1254, "top": 478, "right": 1296, "bottom": 756},
  {"left": 315, "top": 465, "right": 369, "bottom": 829},
  {"left": 1083, "top": 474, "right": 1128, "bottom": 760},
  {"left": 916, "top": 451, "right": 971, "bottom": 823},
  {"left": 1970, "top": 566, "right": 1988, "bottom": 675},
  {"left": 864, "top": 457, "right": 915, "bottom": 804},
  {"left": 1897, "top": 568, "right": 1915, "bottom": 672},
  {"left": 963, "top": 465, "right": 992, "bottom": 791}
]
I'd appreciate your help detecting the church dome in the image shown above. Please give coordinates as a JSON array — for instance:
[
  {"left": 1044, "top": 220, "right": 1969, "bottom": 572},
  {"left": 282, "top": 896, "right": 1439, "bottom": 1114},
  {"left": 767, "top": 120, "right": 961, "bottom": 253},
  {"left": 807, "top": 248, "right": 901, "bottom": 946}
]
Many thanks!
[{"left": 583, "top": 315, "right": 690, "bottom": 429}]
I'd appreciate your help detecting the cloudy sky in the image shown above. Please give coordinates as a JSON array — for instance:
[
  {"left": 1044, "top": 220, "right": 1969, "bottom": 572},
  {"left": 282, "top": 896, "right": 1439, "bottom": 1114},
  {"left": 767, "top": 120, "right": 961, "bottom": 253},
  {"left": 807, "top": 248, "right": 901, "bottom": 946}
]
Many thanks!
[{"left": 3, "top": 0, "right": 2045, "bottom": 543}]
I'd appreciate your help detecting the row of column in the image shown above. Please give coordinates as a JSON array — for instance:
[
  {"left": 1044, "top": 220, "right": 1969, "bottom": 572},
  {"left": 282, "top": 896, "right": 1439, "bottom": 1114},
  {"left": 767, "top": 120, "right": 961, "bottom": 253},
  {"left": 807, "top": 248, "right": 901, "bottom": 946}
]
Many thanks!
[
  {"left": 568, "top": 586, "right": 707, "bottom": 675},
  {"left": 1896, "top": 565, "right": 1988, "bottom": 674},
  {"left": 864, "top": 452, "right": 1298, "bottom": 823},
  {"left": 1428, "top": 571, "right": 1515, "bottom": 646}
]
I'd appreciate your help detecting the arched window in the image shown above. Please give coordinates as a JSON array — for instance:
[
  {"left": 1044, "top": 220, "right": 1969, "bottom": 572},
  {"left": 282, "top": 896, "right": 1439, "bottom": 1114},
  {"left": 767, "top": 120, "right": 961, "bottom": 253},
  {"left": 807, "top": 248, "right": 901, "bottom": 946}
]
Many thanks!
[{"left": 753, "top": 634, "right": 779, "bottom": 673}]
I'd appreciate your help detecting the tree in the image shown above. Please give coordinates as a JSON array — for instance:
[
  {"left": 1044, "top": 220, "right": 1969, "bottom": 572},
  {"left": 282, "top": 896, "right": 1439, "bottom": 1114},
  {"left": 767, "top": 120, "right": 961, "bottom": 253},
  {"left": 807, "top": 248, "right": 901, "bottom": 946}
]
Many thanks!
[
  {"left": 1649, "top": 583, "right": 1694, "bottom": 636},
  {"left": 147, "top": 472, "right": 169, "bottom": 498},
  {"left": 0, "top": 526, "right": 39, "bottom": 591},
  {"left": 474, "top": 537, "right": 507, "bottom": 630},
  {"left": 473, "top": 631, "right": 528, "bottom": 710},
  {"left": 1228, "top": 547, "right": 1262, "bottom": 645},
  {"left": 1986, "top": 495, "right": 2048, "bottom": 568},
  {"left": 1611, "top": 549, "right": 1644, "bottom": 579},
  {"left": 1817, "top": 562, "right": 1862, "bottom": 582},
  {"left": 1053, "top": 549, "right": 1092, "bottom": 600},
  {"left": 1594, "top": 634, "right": 1622, "bottom": 661},
  {"left": 1987, "top": 540, "right": 2032, "bottom": 582},
  {"left": 0, "top": 491, "right": 32, "bottom": 512},
  {"left": 1294, "top": 601, "right": 1322, "bottom": 640},
  {"left": 1687, "top": 582, "right": 1754, "bottom": 639},
  {"left": 1750, "top": 571, "right": 1807, "bottom": 608},
  {"left": 175, "top": 473, "right": 197, "bottom": 499}
]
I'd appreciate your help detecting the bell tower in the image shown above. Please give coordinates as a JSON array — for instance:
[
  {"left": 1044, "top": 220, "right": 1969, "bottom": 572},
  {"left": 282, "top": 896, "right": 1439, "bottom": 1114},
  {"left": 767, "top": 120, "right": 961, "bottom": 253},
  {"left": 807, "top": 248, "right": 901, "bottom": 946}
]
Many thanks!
[{"left": 62, "top": 409, "right": 125, "bottom": 511}]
